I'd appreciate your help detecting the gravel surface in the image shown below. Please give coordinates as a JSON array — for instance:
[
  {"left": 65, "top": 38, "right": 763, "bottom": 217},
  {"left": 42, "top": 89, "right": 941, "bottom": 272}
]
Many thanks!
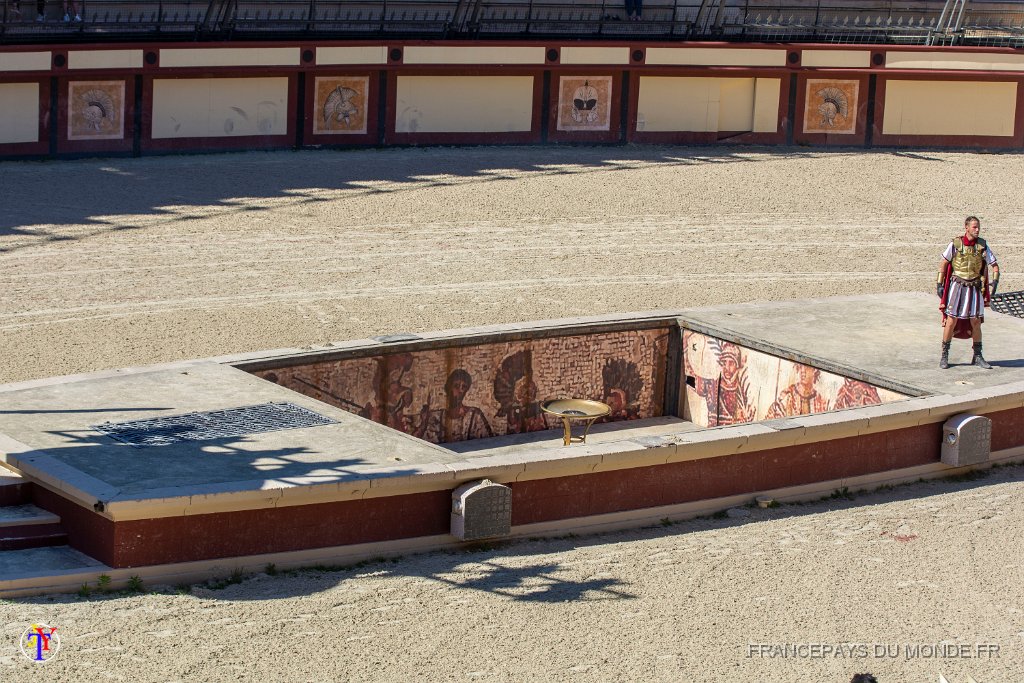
[
  {"left": 2, "top": 146, "right": 1023, "bottom": 682},
  {"left": 1, "top": 146, "right": 1021, "bottom": 384}
]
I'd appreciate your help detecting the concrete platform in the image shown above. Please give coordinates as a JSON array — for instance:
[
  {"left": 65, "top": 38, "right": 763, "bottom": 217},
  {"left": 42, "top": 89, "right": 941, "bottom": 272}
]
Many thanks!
[
  {"left": 679, "top": 292, "right": 1024, "bottom": 397},
  {"left": 1, "top": 292, "right": 1023, "bottom": 584},
  {"left": 1, "top": 292, "right": 1023, "bottom": 515},
  {"left": 0, "top": 362, "right": 457, "bottom": 508},
  {"left": 0, "top": 546, "right": 106, "bottom": 579}
]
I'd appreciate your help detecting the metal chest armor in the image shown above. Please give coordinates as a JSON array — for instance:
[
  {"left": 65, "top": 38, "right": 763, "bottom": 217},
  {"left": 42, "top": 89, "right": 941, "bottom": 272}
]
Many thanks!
[{"left": 951, "top": 237, "right": 987, "bottom": 280}]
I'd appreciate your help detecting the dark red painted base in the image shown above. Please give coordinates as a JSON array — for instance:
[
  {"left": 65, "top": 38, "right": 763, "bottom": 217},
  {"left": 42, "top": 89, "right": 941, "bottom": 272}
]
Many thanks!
[{"left": 510, "top": 422, "right": 942, "bottom": 525}]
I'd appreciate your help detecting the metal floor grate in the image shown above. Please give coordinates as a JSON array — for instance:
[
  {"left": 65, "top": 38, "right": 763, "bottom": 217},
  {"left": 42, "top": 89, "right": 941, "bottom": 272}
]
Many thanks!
[
  {"left": 93, "top": 402, "right": 337, "bottom": 447},
  {"left": 991, "top": 290, "right": 1024, "bottom": 319}
]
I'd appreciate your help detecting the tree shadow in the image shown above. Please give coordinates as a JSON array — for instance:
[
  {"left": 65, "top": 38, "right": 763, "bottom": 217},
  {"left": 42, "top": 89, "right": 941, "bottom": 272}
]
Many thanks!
[
  {"left": 5, "top": 410, "right": 421, "bottom": 496},
  {"left": 418, "top": 558, "right": 634, "bottom": 602}
]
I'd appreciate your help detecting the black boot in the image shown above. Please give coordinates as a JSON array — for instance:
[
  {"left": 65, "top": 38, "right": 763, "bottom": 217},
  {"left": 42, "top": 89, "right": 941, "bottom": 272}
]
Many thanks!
[
  {"left": 972, "top": 342, "right": 992, "bottom": 369},
  {"left": 940, "top": 341, "right": 951, "bottom": 369}
]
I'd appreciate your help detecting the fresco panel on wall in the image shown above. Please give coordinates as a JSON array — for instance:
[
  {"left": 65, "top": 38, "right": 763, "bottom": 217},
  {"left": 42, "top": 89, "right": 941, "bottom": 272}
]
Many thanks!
[
  {"left": 313, "top": 76, "right": 369, "bottom": 135},
  {"left": 803, "top": 79, "right": 859, "bottom": 135},
  {"left": 254, "top": 329, "right": 669, "bottom": 444},
  {"left": 683, "top": 331, "right": 905, "bottom": 428},
  {"left": 68, "top": 80, "right": 125, "bottom": 141},
  {"left": 556, "top": 76, "right": 612, "bottom": 132}
]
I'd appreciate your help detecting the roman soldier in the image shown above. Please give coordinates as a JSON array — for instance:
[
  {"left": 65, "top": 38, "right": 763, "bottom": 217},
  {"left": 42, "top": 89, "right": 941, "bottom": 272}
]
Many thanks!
[{"left": 937, "top": 216, "right": 1000, "bottom": 369}]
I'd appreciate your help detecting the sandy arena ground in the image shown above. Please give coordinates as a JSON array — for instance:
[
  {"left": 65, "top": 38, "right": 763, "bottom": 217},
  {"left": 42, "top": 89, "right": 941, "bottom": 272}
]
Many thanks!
[{"left": 1, "top": 146, "right": 1024, "bottom": 681}]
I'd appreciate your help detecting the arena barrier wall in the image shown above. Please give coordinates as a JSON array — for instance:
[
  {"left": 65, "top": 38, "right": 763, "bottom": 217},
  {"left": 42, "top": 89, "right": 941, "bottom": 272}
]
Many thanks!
[
  {"left": 5, "top": 311, "right": 1021, "bottom": 574},
  {"left": 2, "top": 41, "right": 1024, "bottom": 158}
]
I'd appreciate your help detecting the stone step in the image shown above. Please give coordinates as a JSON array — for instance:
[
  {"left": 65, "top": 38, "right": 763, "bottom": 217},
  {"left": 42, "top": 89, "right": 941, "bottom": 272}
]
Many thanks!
[
  {"left": 0, "top": 504, "right": 61, "bottom": 529},
  {"left": 0, "top": 523, "right": 69, "bottom": 552},
  {"left": 0, "top": 503, "right": 67, "bottom": 552},
  {"left": 0, "top": 469, "right": 31, "bottom": 506}
]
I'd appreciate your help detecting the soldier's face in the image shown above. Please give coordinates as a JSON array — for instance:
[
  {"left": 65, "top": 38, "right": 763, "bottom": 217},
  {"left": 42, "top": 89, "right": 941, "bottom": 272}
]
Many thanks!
[
  {"left": 449, "top": 378, "right": 469, "bottom": 402},
  {"left": 966, "top": 219, "right": 980, "bottom": 239}
]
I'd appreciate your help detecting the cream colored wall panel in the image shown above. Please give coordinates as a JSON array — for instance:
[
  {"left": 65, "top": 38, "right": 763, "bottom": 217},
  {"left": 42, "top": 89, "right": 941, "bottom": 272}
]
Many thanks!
[
  {"left": 159, "top": 47, "right": 299, "bottom": 68},
  {"left": 637, "top": 77, "right": 718, "bottom": 132},
  {"left": 645, "top": 47, "right": 785, "bottom": 67},
  {"left": 403, "top": 46, "right": 544, "bottom": 65},
  {"left": 70, "top": 50, "right": 143, "bottom": 70},
  {"left": 560, "top": 46, "right": 630, "bottom": 65},
  {"left": 0, "top": 52, "right": 50, "bottom": 72},
  {"left": 637, "top": 77, "right": 765, "bottom": 132},
  {"left": 316, "top": 46, "right": 387, "bottom": 65},
  {"left": 882, "top": 80, "right": 1016, "bottom": 136},
  {"left": 395, "top": 76, "right": 534, "bottom": 133},
  {"left": 0, "top": 82, "right": 39, "bottom": 144},
  {"left": 151, "top": 77, "right": 289, "bottom": 138},
  {"left": 801, "top": 50, "right": 870, "bottom": 68},
  {"left": 718, "top": 78, "right": 755, "bottom": 131},
  {"left": 752, "top": 77, "right": 781, "bottom": 132},
  {"left": 886, "top": 51, "right": 1024, "bottom": 71}
]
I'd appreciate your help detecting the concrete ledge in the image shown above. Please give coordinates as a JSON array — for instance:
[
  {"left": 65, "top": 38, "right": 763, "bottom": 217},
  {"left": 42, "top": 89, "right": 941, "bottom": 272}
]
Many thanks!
[
  {"left": 0, "top": 505, "right": 59, "bottom": 528},
  {"left": 227, "top": 310, "right": 681, "bottom": 371}
]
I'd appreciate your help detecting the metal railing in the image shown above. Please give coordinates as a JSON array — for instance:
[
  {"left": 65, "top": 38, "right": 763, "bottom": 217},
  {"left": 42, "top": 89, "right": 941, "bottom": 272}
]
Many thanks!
[{"left": 3, "top": 0, "right": 1024, "bottom": 44}]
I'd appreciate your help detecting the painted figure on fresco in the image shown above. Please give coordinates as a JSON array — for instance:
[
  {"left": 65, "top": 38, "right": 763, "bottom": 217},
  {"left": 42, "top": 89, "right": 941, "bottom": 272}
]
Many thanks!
[
  {"left": 833, "top": 378, "right": 882, "bottom": 410},
  {"left": 767, "top": 365, "right": 830, "bottom": 418},
  {"left": 685, "top": 339, "right": 755, "bottom": 427},
  {"left": 937, "top": 216, "right": 1000, "bottom": 370},
  {"left": 323, "top": 85, "right": 360, "bottom": 128},
  {"left": 815, "top": 86, "right": 849, "bottom": 129},
  {"left": 358, "top": 353, "right": 416, "bottom": 433},
  {"left": 571, "top": 81, "right": 600, "bottom": 124},
  {"left": 493, "top": 350, "right": 547, "bottom": 435},
  {"left": 602, "top": 358, "right": 643, "bottom": 421},
  {"left": 81, "top": 89, "right": 116, "bottom": 132},
  {"left": 418, "top": 369, "right": 494, "bottom": 443}
]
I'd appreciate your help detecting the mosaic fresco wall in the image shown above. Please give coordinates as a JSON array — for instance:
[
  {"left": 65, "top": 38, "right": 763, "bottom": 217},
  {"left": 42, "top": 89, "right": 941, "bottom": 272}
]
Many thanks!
[
  {"left": 802, "top": 78, "right": 859, "bottom": 135},
  {"left": 683, "top": 331, "right": 905, "bottom": 428},
  {"left": 254, "top": 329, "right": 670, "bottom": 444},
  {"left": 68, "top": 80, "right": 125, "bottom": 140},
  {"left": 556, "top": 76, "right": 612, "bottom": 132},
  {"left": 313, "top": 76, "right": 369, "bottom": 135}
]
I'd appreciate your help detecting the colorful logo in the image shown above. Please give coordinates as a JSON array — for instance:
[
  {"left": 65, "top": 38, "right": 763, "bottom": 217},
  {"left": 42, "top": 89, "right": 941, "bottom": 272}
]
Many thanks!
[{"left": 19, "top": 623, "right": 60, "bottom": 663}]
